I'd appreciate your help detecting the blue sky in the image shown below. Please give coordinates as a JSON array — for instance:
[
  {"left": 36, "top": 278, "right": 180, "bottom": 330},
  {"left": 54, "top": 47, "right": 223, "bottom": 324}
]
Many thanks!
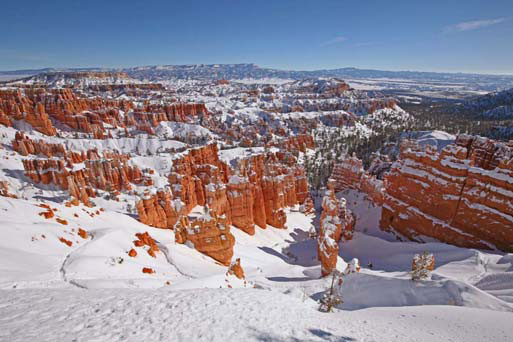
[{"left": 1, "top": 0, "right": 512, "bottom": 74}]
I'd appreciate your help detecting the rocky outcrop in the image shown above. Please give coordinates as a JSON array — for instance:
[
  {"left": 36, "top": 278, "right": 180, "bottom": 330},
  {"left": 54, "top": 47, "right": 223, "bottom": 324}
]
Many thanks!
[
  {"left": 135, "top": 143, "right": 315, "bottom": 265},
  {"left": 12, "top": 132, "right": 66, "bottom": 157},
  {"left": 133, "top": 232, "right": 160, "bottom": 258},
  {"left": 0, "top": 88, "right": 208, "bottom": 138},
  {"left": 0, "top": 108, "right": 12, "bottom": 127},
  {"left": 21, "top": 145, "right": 146, "bottom": 206},
  {"left": 273, "top": 134, "right": 315, "bottom": 153},
  {"left": 226, "top": 177, "right": 255, "bottom": 234},
  {"left": 174, "top": 209, "right": 235, "bottom": 265},
  {"left": 317, "top": 183, "right": 355, "bottom": 276},
  {"left": 139, "top": 144, "right": 313, "bottom": 232},
  {"left": 134, "top": 103, "right": 209, "bottom": 126},
  {"left": 142, "top": 267, "right": 155, "bottom": 274},
  {"left": 0, "top": 90, "right": 57, "bottom": 135},
  {"left": 381, "top": 135, "right": 513, "bottom": 252},
  {"left": 0, "top": 181, "right": 17, "bottom": 198},
  {"left": 59, "top": 237, "right": 73, "bottom": 247},
  {"left": 359, "top": 174, "right": 385, "bottom": 206},
  {"left": 330, "top": 155, "right": 385, "bottom": 205},
  {"left": 226, "top": 258, "right": 245, "bottom": 279},
  {"left": 136, "top": 188, "right": 183, "bottom": 229},
  {"left": 330, "top": 156, "right": 364, "bottom": 192},
  {"left": 77, "top": 228, "right": 88, "bottom": 239}
]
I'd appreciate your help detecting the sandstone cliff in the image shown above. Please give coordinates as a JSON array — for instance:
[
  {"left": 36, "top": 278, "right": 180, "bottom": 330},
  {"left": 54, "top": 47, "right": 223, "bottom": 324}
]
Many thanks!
[
  {"left": 0, "top": 88, "right": 208, "bottom": 138},
  {"left": 381, "top": 135, "right": 513, "bottom": 252}
]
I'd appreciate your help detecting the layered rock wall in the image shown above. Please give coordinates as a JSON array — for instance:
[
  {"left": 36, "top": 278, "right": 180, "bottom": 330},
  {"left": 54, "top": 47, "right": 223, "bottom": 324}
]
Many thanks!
[
  {"left": 330, "top": 155, "right": 385, "bottom": 205},
  {"left": 0, "top": 88, "right": 208, "bottom": 138},
  {"left": 381, "top": 136, "right": 513, "bottom": 251},
  {"left": 19, "top": 138, "right": 147, "bottom": 206}
]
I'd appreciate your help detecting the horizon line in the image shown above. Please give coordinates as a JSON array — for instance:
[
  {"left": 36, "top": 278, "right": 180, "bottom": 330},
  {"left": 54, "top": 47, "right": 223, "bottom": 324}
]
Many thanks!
[{"left": 1, "top": 63, "right": 512, "bottom": 77}]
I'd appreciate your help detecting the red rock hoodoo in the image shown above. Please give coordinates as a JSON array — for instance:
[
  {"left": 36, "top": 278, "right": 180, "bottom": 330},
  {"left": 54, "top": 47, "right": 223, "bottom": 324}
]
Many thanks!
[
  {"left": 0, "top": 88, "right": 208, "bottom": 138},
  {"left": 18, "top": 138, "right": 148, "bottom": 206},
  {"left": 174, "top": 209, "right": 235, "bottom": 266},
  {"left": 317, "top": 182, "right": 354, "bottom": 276},
  {"left": 226, "top": 258, "right": 245, "bottom": 279},
  {"left": 136, "top": 143, "right": 315, "bottom": 264}
]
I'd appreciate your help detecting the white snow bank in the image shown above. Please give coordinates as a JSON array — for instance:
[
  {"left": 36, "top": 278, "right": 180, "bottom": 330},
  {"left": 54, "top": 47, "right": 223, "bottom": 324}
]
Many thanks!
[{"left": 1, "top": 287, "right": 512, "bottom": 342}]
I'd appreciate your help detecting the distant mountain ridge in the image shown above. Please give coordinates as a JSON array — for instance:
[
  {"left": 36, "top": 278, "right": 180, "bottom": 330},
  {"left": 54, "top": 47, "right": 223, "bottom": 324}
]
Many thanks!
[{"left": 2, "top": 63, "right": 513, "bottom": 91}]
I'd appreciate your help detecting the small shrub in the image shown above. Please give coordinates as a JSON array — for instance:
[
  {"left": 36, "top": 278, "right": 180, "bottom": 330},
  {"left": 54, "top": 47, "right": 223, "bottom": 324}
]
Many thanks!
[
  {"left": 411, "top": 251, "right": 434, "bottom": 281},
  {"left": 319, "top": 271, "right": 343, "bottom": 312}
]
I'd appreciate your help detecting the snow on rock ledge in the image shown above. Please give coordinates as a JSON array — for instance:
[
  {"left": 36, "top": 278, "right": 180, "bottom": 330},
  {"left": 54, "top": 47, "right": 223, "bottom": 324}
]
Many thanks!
[{"left": 381, "top": 135, "right": 513, "bottom": 252}]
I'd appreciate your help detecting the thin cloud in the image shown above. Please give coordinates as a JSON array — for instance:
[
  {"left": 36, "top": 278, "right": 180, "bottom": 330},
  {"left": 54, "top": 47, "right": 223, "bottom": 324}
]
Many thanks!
[
  {"left": 445, "top": 17, "right": 507, "bottom": 32},
  {"left": 320, "top": 36, "right": 347, "bottom": 47}
]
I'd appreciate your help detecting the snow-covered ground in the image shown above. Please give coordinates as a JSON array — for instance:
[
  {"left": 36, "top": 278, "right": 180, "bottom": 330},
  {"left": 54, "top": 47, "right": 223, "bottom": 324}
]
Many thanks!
[
  {"left": 2, "top": 287, "right": 512, "bottom": 342},
  {"left": 1, "top": 189, "right": 512, "bottom": 341}
]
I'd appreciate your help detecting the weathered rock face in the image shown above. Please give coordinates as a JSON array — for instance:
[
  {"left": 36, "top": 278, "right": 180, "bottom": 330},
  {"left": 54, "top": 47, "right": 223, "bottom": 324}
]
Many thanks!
[
  {"left": 135, "top": 143, "right": 315, "bottom": 265},
  {"left": 381, "top": 135, "right": 513, "bottom": 252},
  {"left": 174, "top": 210, "right": 235, "bottom": 265},
  {"left": 136, "top": 188, "right": 183, "bottom": 229},
  {"left": 0, "top": 88, "right": 208, "bottom": 138},
  {"left": 139, "top": 144, "right": 313, "bottom": 232},
  {"left": 0, "top": 90, "right": 57, "bottom": 135},
  {"left": 226, "top": 177, "right": 255, "bottom": 235},
  {"left": 133, "top": 103, "right": 209, "bottom": 127},
  {"left": 359, "top": 174, "right": 385, "bottom": 206},
  {"left": 330, "top": 155, "right": 385, "bottom": 205},
  {"left": 330, "top": 156, "right": 364, "bottom": 192},
  {"left": 0, "top": 181, "right": 17, "bottom": 198},
  {"left": 0, "top": 108, "right": 12, "bottom": 127},
  {"left": 13, "top": 132, "right": 66, "bottom": 157},
  {"left": 23, "top": 153, "right": 141, "bottom": 191},
  {"left": 133, "top": 232, "right": 160, "bottom": 258},
  {"left": 317, "top": 185, "right": 354, "bottom": 277},
  {"left": 273, "top": 134, "right": 315, "bottom": 153},
  {"left": 19, "top": 142, "right": 146, "bottom": 206}
]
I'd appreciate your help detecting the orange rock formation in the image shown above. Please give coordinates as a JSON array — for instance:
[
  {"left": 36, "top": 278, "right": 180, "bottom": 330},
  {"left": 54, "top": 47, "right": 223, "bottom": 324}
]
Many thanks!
[
  {"left": 317, "top": 182, "right": 355, "bottom": 276},
  {"left": 381, "top": 135, "right": 513, "bottom": 252}
]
